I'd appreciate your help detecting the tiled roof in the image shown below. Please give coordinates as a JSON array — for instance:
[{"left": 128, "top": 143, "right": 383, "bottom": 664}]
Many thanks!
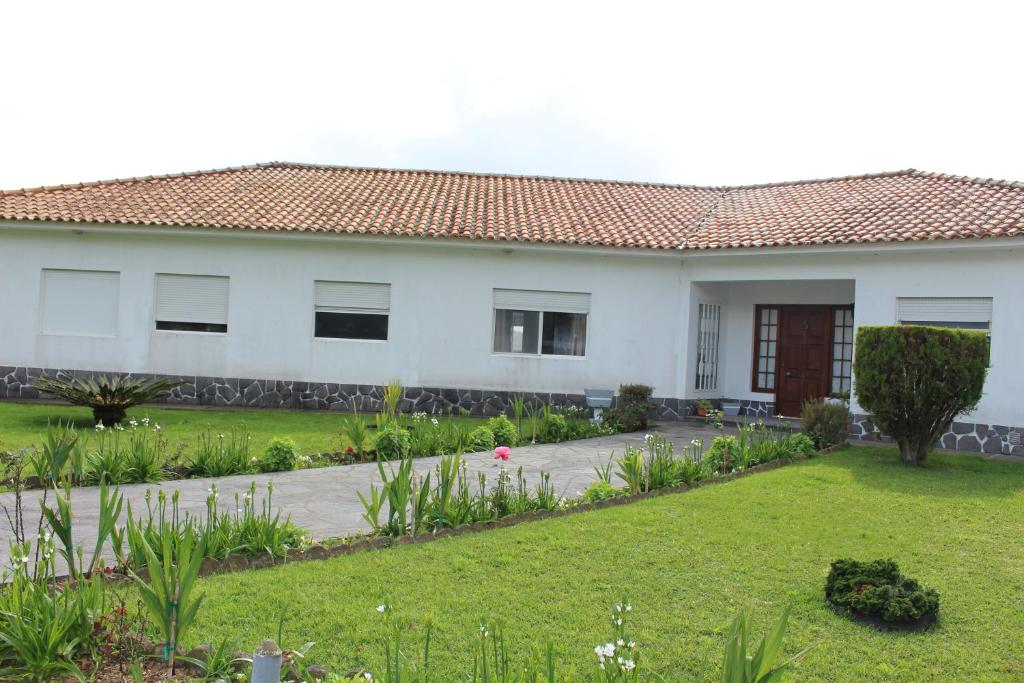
[
  {"left": 1, "top": 162, "right": 1021, "bottom": 251},
  {"left": 688, "top": 170, "right": 1024, "bottom": 250}
]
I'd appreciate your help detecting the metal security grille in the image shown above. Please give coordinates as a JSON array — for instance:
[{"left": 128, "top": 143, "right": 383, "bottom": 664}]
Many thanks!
[{"left": 695, "top": 302, "right": 721, "bottom": 391}]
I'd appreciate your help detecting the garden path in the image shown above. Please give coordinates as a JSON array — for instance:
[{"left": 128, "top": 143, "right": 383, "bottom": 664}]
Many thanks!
[{"left": 0, "top": 422, "right": 728, "bottom": 571}]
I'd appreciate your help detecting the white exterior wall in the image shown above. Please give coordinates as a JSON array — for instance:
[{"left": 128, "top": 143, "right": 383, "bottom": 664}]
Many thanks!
[
  {"left": 0, "top": 226, "right": 686, "bottom": 397},
  {"left": 2, "top": 223, "right": 1022, "bottom": 428}
]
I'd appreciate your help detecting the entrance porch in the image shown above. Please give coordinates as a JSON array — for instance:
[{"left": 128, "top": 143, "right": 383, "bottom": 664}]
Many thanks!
[{"left": 686, "top": 279, "right": 855, "bottom": 418}]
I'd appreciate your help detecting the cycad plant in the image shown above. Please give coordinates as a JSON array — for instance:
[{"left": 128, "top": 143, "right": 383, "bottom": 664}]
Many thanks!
[{"left": 32, "top": 373, "right": 183, "bottom": 425}]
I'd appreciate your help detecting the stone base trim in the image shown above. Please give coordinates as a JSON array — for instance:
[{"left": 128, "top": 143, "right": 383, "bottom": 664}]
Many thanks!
[
  {"left": 848, "top": 413, "right": 1024, "bottom": 456},
  {"left": 738, "top": 399, "right": 775, "bottom": 418},
  {"left": 1, "top": 366, "right": 602, "bottom": 417}
]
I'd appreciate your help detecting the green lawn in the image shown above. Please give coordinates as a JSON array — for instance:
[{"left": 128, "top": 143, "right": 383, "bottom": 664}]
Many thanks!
[
  {"left": 0, "top": 401, "right": 482, "bottom": 456},
  {"left": 188, "top": 447, "right": 1024, "bottom": 681}
]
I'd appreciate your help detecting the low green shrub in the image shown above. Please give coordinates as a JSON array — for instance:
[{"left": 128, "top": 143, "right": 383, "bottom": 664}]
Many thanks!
[
  {"left": 800, "top": 399, "right": 850, "bottom": 449},
  {"left": 259, "top": 436, "right": 300, "bottom": 472},
  {"left": 486, "top": 414, "right": 519, "bottom": 446},
  {"left": 580, "top": 480, "right": 619, "bottom": 504},
  {"left": 783, "top": 432, "right": 817, "bottom": 458},
  {"left": 374, "top": 426, "right": 412, "bottom": 460},
  {"left": 467, "top": 425, "right": 496, "bottom": 452},
  {"left": 619, "top": 383, "right": 654, "bottom": 405},
  {"left": 704, "top": 435, "right": 740, "bottom": 473},
  {"left": 825, "top": 558, "right": 940, "bottom": 627},
  {"left": 537, "top": 412, "right": 568, "bottom": 443},
  {"left": 602, "top": 383, "right": 654, "bottom": 432}
]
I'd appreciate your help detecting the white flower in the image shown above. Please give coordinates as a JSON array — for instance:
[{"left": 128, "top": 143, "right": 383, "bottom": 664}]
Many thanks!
[
  {"left": 431, "top": 418, "right": 439, "bottom": 426},
  {"left": 363, "top": 673, "right": 373, "bottom": 681},
  {"left": 129, "top": 419, "right": 138, "bottom": 427},
  {"left": 622, "top": 659, "right": 636, "bottom": 672},
  {"left": 617, "top": 639, "right": 625, "bottom": 647},
  {"left": 142, "top": 417, "right": 151, "bottom": 425},
  {"left": 628, "top": 641, "right": 636, "bottom": 649},
  {"left": 376, "top": 604, "right": 386, "bottom": 613},
  {"left": 625, "top": 604, "right": 632, "bottom": 612},
  {"left": 154, "top": 424, "right": 162, "bottom": 432},
  {"left": 95, "top": 423, "right": 105, "bottom": 431}
]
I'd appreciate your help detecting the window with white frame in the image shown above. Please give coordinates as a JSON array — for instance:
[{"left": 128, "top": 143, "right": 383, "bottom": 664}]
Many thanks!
[
  {"left": 831, "top": 307, "right": 854, "bottom": 394},
  {"left": 41, "top": 269, "right": 119, "bottom": 337},
  {"left": 492, "top": 289, "right": 589, "bottom": 356},
  {"left": 896, "top": 297, "right": 992, "bottom": 331},
  {"left": 314, "top": 281, "right": 391, "bottom": 340},
  {"left": 695, "top": 302, "right": 721, "bottom": 391},
  {"left": 154, "top": 274, "right": 229, "bottom": 333}
]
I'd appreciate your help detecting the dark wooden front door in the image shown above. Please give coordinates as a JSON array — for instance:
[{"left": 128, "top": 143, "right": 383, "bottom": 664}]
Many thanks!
[{"left": 776, "top": 306, "right": 831, "bottom": 417}]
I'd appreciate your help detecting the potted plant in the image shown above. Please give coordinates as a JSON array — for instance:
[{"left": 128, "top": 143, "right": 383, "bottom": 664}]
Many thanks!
[
  {"left": 825, "top": 391, "right": 850, "bottom": 406},
  {"left": 694, "top": 399, "right": 714, "bottom": 417}
]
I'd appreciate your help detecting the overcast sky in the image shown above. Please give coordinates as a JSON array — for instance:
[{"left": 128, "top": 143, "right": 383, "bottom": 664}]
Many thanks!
[{"left": 2, "top": 1, "right": 1021, "bottom": 190}]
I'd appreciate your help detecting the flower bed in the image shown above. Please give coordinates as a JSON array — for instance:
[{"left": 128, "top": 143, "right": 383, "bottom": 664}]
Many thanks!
[{"left": 4, "top": 397, "right": 620, "bottom": 491}]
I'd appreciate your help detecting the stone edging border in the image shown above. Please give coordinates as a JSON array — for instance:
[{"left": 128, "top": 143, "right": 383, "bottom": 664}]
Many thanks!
[{"left": 151, "top": 449, "right": 835, "bottom": 582}]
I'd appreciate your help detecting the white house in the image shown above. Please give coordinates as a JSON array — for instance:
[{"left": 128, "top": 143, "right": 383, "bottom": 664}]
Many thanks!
[{"left": 1, "top": 163, "right": 1022, "bottom": 454}]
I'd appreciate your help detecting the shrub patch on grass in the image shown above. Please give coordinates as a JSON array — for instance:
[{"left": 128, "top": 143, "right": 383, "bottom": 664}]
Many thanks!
[{"left": 825, "top": 558, "right": 940, "bottom": 630}]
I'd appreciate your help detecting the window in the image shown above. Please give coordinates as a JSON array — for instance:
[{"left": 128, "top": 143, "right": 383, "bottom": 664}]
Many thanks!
[
  {"left": 41, "top": 269, "right": 119, "bottom": 337},
  {"left": 695, "top": 302, "right": 721, "bottom": 391},
  {"left": 314, "top": 281, "right": 391, "bottom": 340},
  {"left": 155, "top": 274, "right": 229, "bottom": 333},
  {"left": 831, "top": 307, "right": 854, "bottom": 394},
  {"left": 493, "top": 289, "right": 589, "bottom": 356},
  {"left": 752, "top": 305, "right": 778, "bottom": 391},
  {"left": 896, "top": 297, "right": 992, "bottom": 331}
]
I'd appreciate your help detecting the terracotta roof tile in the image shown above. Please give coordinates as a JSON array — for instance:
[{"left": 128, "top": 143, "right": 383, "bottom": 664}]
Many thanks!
[{"left": 1, "top": 162, "right": 1021, "bottom": 251}]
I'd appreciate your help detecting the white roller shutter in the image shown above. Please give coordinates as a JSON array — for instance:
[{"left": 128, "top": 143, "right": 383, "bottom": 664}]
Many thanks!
[
  {"left": 314, "top": 281, "right": 390, "bottom": 313},
  {"left": 155, "top": 274, "right": 229, "bottom": 324},
  {"left": 41, "top": 269, "right": 119, "bottom": 336},
  {"left": 493, "top": 289, "right": 590, "bottom": 313},
  {"left": 896, "top": 297, "right": 992, "bottom": 325}
]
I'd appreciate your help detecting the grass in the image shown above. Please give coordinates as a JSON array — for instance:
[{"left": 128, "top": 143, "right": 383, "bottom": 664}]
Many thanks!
[
  {"left": 186, "top": 447, "right": 1024, "bottom": 681},
  {"left": 0, "top": 401, "right": 483, "bottom": 457}
]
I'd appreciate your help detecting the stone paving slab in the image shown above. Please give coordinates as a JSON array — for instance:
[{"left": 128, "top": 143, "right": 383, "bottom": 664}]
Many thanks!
[{"left": 0, "top": 423, "right": 727, "bottom": 571}]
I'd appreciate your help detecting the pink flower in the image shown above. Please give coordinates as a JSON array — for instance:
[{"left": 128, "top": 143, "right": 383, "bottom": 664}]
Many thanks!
[{"left": 493, "top": 446, "right": 511, "bottom": 461}]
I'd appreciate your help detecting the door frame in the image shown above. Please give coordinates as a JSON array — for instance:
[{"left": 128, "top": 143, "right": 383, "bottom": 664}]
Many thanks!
[{"left": 749, "top": 303, "right": 853, "bottom": 410}]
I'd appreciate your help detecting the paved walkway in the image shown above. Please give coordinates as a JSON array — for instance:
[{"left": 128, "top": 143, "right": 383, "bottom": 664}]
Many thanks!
[{"left": 0, "top": 422, "right": 725, "bottom": 570}]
